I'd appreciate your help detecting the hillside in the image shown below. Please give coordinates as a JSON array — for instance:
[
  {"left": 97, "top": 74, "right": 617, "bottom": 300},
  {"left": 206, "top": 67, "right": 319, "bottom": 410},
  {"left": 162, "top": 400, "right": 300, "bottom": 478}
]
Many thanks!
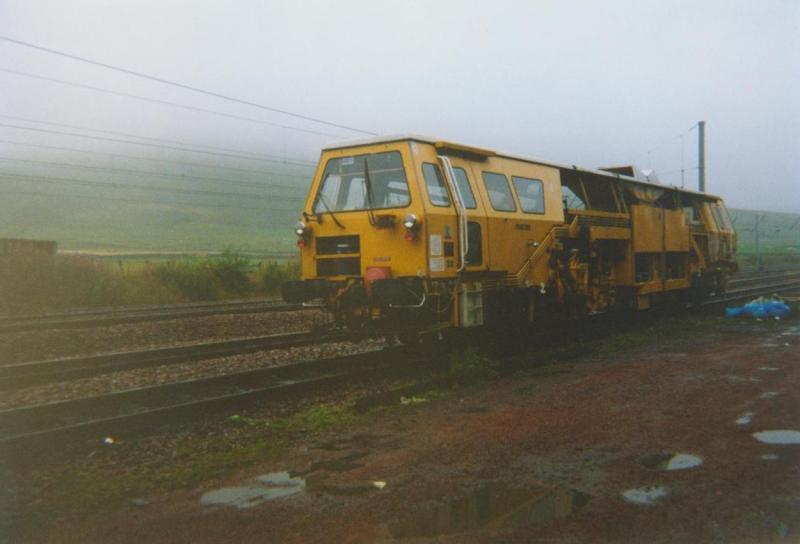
[
  {"left": 728, "top": 208, "right": 800, "bottom": 254},
  {"left": 0, "top": 172, "right": 796, "bottom": 256},
  {"left": 0, "top": 162, "right": 309, "bottom": 254}
]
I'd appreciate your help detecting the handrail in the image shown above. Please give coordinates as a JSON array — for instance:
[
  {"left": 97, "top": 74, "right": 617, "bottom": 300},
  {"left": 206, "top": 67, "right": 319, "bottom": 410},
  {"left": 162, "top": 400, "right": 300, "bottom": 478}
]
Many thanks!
[
  {"left": 437, "top": 155, "right": 469, "bottom": 271},
  {"left": 509, "top": 216, "right": 579, "bottom": 285}
]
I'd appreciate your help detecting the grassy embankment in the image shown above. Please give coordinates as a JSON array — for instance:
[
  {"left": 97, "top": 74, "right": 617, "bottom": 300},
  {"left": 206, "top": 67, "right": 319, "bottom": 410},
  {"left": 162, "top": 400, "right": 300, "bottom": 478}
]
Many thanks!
[
  {"left": 0, "top": 251, "right": 299, "bottom": 315},
  {"left": 0, "top": 198, "right": 796, "bottom": 314}
]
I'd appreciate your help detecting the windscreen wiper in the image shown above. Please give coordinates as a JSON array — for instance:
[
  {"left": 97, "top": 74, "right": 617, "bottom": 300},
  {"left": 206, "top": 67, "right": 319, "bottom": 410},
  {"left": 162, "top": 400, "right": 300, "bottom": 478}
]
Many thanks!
[
  {"left": 363, "top": 159, "right": 378, "bottom": 226},
  {"left": 316, "top": 193, "right": 345, "bottom": 229}
]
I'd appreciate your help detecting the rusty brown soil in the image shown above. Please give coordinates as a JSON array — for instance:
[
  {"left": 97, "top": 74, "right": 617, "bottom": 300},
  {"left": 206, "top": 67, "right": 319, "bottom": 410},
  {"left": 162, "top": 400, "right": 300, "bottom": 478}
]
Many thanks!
[{"left": 6, "top": 316, "right": 800, "bottom": 543}]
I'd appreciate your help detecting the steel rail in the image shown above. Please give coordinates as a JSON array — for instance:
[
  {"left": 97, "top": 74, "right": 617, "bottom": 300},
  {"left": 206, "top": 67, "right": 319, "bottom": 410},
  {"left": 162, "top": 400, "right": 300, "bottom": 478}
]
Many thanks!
[
  {"left": 0, "top": 347, "right": 423, "bottom": 458},
  {"left": 0, "top": 331, "right": 351, "bottom": 390},
  {"left": 1, "top": 269, "right": 795, "bottom": 334},
  {"left": 728, "top": 270, "right": 800, "bottom": 289},
  {"left": 704, "top": 278, "right": 800, "bottom": 307},
  {"left": 0, "top": 298, "right": 309, "bottom": 334},
  {"left": 1, "top": 275, "right": 797, "bottom": 459}
]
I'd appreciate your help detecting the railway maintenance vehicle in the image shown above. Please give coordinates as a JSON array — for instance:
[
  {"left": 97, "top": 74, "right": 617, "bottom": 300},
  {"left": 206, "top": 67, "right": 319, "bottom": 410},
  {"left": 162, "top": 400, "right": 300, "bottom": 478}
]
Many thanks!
[{"left": 282, "top": 135, "right": 737, "bottom": 340}]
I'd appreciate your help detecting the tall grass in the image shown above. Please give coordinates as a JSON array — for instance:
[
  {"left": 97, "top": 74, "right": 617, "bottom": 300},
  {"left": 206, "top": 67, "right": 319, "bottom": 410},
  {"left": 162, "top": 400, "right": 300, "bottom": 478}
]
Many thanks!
[{"left": 0, "top": 252, "right": 299, "bottom": 315}]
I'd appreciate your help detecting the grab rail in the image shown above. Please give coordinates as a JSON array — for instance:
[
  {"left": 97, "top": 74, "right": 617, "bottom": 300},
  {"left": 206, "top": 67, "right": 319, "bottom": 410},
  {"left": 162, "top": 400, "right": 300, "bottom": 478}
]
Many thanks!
[{"left": 437, "top": 155, "right": 469, "bottom": 272}]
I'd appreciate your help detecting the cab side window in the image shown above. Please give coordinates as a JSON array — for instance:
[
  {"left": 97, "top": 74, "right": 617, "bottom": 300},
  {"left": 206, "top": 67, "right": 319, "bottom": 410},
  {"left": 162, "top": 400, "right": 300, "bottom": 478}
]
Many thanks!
[
  {"left": 512, "top": 177, "right": 545, "bottom": 214},
  {"left": 481, "top": 171, "right": 516, "bottom": 212},
  {"left": 451, "top": 167, "right": 477, "bottom": 209},
  {"left": 422, "top": 163, "right": 450, "bottom": 207}
]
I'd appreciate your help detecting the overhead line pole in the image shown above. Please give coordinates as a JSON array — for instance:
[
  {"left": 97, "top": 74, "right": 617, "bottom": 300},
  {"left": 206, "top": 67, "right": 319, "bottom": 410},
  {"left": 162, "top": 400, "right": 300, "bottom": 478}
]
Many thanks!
[{"left": 698, "top": 120, "right": 706, "bottom": 192}]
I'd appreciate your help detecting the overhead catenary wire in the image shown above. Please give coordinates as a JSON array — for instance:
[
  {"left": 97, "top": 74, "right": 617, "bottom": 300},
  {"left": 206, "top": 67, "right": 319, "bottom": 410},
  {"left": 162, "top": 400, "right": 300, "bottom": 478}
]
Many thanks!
[
  {"left": 0, "top": 113, "right": 318, "bottom": 164},
  {"left": 0, "top": 67, "right": 349, "bottom": 139},
  {"left": 0, "top": 171, "right": 305, "bottom": 202},
  {"left": 0, "top": 187, "right": 299, "bottom": 213},
  {"left": 0, "top": 138, "right": 314, "bottom": 179},
  {"left": 0, "top": 122, "right": 316, "bottom": 167},
  {"left": 0, "top": 35, "right": 378, "bottom": 136},
  {"left": 0, "top": 156, "right": 308, "bottom": 191},
  {"left": 630, "top": 123, "right": 698, "bottom": 166}
]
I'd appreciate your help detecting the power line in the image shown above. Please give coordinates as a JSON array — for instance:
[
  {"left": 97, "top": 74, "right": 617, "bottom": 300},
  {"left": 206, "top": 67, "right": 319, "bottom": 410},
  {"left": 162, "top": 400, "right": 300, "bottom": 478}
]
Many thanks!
[
  {"left": 0, "top": 113, "right": 316, "bottom": 163},
  {"left": 0, "top": 67, "right": 348, "bottom": 139},
  {"left": 0, "top": 121, "right": 316, "bottom": 167},
  {"left": 0, "top": 187, "right": 300, "bottom": 213},
  {"left": 0, "top": 138, "right": 313, "bottom": 179},
  {"left": 0, "top": 171, "right": 305, "bottom": 202},
  {"left": 630, "top": 123, "right": 698, "bottom": 165},
  {"left": 0, "top": 156, "right": 308, "bottom": 191},
  {"left": 0, "top": 35, "right": 377, "bottom": 136}
]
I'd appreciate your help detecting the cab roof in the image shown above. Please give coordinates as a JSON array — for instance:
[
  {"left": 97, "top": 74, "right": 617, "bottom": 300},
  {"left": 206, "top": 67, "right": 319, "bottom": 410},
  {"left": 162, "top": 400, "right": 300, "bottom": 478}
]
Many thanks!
[{"left": 322, "top": 134, "right": 721, "bottom": 200}]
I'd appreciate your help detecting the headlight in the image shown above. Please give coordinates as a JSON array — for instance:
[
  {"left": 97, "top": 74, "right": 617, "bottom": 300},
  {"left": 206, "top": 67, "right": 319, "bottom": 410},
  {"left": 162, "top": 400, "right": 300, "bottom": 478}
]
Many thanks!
[
  {"left": 403, "top": 214, "right": 417, "bottom": 229},
  {"left": 294, "top": 221, "right": 306, "bottom": 236}
]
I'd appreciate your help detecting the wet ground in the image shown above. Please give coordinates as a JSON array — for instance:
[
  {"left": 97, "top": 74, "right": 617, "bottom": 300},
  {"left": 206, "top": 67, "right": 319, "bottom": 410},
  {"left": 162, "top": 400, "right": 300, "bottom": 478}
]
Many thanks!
[{"left": 7, "top": 317, "right": 800, "bottom": 543}]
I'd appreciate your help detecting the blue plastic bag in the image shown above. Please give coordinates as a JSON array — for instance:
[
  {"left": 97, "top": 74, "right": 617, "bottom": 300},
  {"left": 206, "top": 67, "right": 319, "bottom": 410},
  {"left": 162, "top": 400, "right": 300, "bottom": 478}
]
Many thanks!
[{"left": 725, "top": 298, "right": 791, "bottom": 319}]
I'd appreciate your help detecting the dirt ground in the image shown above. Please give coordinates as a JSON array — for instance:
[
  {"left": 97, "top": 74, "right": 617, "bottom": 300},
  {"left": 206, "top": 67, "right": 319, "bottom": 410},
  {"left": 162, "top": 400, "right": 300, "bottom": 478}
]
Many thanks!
[{"left": 7, "top": 315, "right": 800, "bottom": 543}]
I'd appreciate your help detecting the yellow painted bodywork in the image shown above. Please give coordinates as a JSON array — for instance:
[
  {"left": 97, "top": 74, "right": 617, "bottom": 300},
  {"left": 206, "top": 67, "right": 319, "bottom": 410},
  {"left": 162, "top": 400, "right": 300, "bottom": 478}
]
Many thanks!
[
  {"left": 293, "top": 136, "right": 737, "bottom": 329},
  {"left": 298, "top": 141, "right": 428, "bottom": 280}
]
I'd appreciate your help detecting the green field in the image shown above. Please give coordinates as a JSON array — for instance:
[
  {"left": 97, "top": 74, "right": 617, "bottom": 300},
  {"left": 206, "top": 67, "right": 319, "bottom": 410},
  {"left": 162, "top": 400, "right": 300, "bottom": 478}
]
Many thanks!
[
  {"left": 0, "top": 168, "right": 797, "bottom": 258},
  {"left": 727, "top": 209, "right": 800, "bottom": 255},
  {"left": 0, "top": 160, "right": 311, "bottom": 254}
]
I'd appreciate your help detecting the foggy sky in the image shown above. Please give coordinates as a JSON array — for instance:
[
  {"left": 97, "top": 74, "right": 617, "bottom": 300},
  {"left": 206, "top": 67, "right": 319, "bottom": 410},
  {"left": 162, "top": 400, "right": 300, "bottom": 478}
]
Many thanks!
[{"left": 1, "top": 0, "right": 798, "bottom": 212}]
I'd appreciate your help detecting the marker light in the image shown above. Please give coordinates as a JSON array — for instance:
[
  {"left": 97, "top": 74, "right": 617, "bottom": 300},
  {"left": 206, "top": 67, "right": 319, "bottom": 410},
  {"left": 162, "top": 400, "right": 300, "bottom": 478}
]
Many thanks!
[
  {"left": 294, "top": 221, "right": 306, "bottom": 236},
  {"left": 403, "top": 214, "right": 419, "bottom": 241}
]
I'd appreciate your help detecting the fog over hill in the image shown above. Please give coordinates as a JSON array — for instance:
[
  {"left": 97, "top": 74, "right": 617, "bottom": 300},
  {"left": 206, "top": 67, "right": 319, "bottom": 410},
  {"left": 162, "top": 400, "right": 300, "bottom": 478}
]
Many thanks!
[{"left": 0, "top": 0, "right": 797, "bottom": 251}]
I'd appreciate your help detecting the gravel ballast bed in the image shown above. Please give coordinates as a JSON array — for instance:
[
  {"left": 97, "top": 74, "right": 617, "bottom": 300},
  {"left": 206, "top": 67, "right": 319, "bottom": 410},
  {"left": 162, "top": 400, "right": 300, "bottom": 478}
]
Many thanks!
[
  {"left": 0, "top": 338, "right": 387, "bottom": 409},
  {"left": 0, "top": 310, "right": 325, "bottom": 364}
]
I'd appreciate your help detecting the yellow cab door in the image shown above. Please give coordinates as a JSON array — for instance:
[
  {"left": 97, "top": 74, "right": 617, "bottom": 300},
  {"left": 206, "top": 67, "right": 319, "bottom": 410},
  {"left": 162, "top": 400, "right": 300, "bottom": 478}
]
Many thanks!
[
  {"left": 437, "top": 155, "right": 490, "bottom": 271},
  {"left": 410, "top": 142, "right": 460, "bottom": 277}
]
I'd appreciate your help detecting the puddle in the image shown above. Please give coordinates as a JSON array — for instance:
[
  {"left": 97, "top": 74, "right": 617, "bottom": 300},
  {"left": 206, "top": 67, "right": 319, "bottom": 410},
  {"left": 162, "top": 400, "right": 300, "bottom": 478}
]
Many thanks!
[
  {"left": 759, "top": 367, "right": 780, "bottom": 372},
  {"left": 736, "top": 412, "right": 755, "bottom": 426},
  {"left": 753, "top": 430, "right": 800, "bottom": 444},
  {"left": 199, "top": 471, "right": 305, "bottom": 509},
  {"left": 389, "top": 484, "right": 589, "bottom": 538},
  {"left": 759, "top": 392, "right": 780, "bottom": 399},
  {"left": 761, "top": 453, "right": 779, "bottom": 461},
  {"left": 638, "top": 453, "right": 703, "bottom": 471},
  {"left": 621, "top": 486, "right": 669, "bottom": 505}
]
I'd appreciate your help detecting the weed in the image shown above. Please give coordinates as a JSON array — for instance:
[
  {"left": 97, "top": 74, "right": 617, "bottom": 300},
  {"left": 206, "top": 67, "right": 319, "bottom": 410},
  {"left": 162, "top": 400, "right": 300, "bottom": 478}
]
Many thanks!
[
  {"left": 447, "top": 347, "right": 500, "bottom": 385},
  {"left": 0, "top": 252, "right": 300, "bottom": 314},
  {"left": 255, "top": 259, "right": 300, "bottom": 295},
  {"left": 270, "top": 403, "right": 356, "bottom": 433}
]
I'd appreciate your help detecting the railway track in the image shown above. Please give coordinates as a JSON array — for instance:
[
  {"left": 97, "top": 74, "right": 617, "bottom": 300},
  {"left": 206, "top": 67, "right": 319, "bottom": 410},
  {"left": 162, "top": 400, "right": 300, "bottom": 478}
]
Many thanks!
[
  {"left": 0, "top": 269, "right": 795, "bottom": 335},
  {"left": 0, "top": 346, "right": 430, "bottom": 458},
  {"left": 1, "top": 271, "right": 798, "bottom": 459},
  {"left": 3, "top": 270, "right": 799, "bottom": 392},
  {"left": 728, "top": 269, "right": 800, "bottom": 289},
  {"left": 0, "top": 297, "right": 309, "bottom": 334},
  {"left": 0, "top": 330, "right": 351, "bottom": 390},
  {"left": 710, "top": 270, "right": 800, "bottom": 307}
]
